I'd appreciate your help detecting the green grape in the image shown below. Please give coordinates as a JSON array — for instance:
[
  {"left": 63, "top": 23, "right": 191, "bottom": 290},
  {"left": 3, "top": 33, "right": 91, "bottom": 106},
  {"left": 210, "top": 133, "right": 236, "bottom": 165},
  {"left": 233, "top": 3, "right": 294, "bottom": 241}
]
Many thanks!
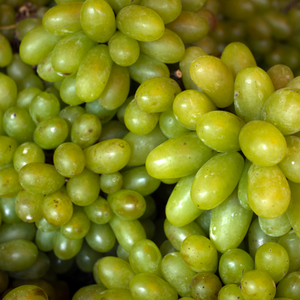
[
  {"left": 140, "top": 0, "right": 182, "bottom": 24},
  {"left": 99, "top": 120, "right": 128, "bottom": 142},
  {"left": 0, "top": 270, "right": 9, "bottom": 294},
  {"left": 93, "top": 258, "right": 105, "bottom": 285},
  {"left": 13, "top": 142, "right": 45, "bottom": 173},
  {"left": 161, "top": 252, "right": 196, "bottom": 297},
  {"left": 0, "top": 136, "right": 19, "bottom": 167},
  {"left": 51, "top": 31, "right": 96, "bottom": 76},
  {"left": 16, "top": 18, "right": 43, "bottom": 41},
  {"left": 76, "top": 45, "right": 113, "bottom": 102},
  {"left": 128, "top": 53, "right": 170, "bottom": 84},
  {"left": 53, "top": 230, "right": 83, "bottom": 260},
  {"left": 109, "top": 214, "right": 146, "bottom": 252},
  {"left": 0, "top": 72, "right": 17, "bottom": 113},
  {"left": 98, "top": 64, "right": 130, "bottom": 111},
  {"left": 0, "top": 166, "right": 22, "bottom": 198},
  {"left": 43, "top": 2, "right": 83, "bottom": 36},
  {"left": 217, "top": 284, "right": 245, "bottom": 300},
  {"left": 140, "top": 218, "right": 155, "bottom": 240},
  {"left": 35, "top": 229, "right": 57, "bottom": 252},
  {"left": 261, "top": 88, "right": 300, "bottom": 135},
  {"left": 15, "top": 189, "right": 43, "bottom": 223},
  {"left": 276, "top": 272, "right": 300, "bottom": 299},
  {"left": 237, "top": 159, "right": 252, "bottom": 210},
  {"left": 109, "top": 0, "right": 141, "bottom": 13},
  {"left": 240, "top": 270, "right": 276, "bottom": 300},
  {"left": 84, "top": 139, "right": 131, "bottom": 174},
  {"left": 181, "top": 0, "right": 206, "bottom": 11},
  {"left": 190, "top": 55, "right": 234, "bottom": 108},
  {"left": 264, "top": 11, "right": 292, "bottom": 40},
  {"left": 117, "top": 96, "right": 133, "bottom": 124},
  {"left": 247, "top": 164, "right": 290, "bottom": 219},
  {"left": 17, "top": 75, "right": 44, "bottom": 93},
  {"left": 48, "top": 251, "right": 74, "bottom": 274},
  {"left": 195, "top": 209, "right": 211, "bottom": 237},
  {"left": 59, "top": 74, "right": 84, "bottom": 106},
  {"left": 19, "top": 25, "right": 62, "bottom": 66},
  {"left": 166, "top": 11, "right": 209, "bottom": 44},
  {"left": 0, "top": 110, "right": 5, "bottom": 136},
  {"left": 130, "top": 273, "right": 178, "bottom": 300},
  {"left": 116, "top": 5, "right": 164, "bottom": 42},
  {"left": 0, "top": 222, "right": 36, "bottom": 244},
  {"left": 0, "top": 239, "right": 38, "bottom": 272},
  {"left": 160, "top": 240, "right": 177, "bottom": 257},
  {"left": 0, "top": 197, "right": 20, "bottom": 224},
  {"left": 234, "top": 66, "right": 274, "bottom": 123},
  {"left": 108, "top": 31, "right": 140, "bottom": 67},
  {"left": 8, "top": 251, "right": 50, "bottom": 280},
  {"left": 35, "top": 216, "right": 59, "bottom": 233},
  {"left": 190, "top": 272, "right": 222, "bottom": 300},
  {"left": 258, "top": 213, "right": 291, "bottom": 237},
  {"left": 165, "top": 219, "right": 205, "bottom": 251},
  {"left": 60, "top": 207, "right": 90, "bottom": 240},
  {"left": 85, "top": 99, "right": 118, "bottom": 124},
  {"left": 219, "top": 248, "right": 254, "bottom": 285},
  {"left": 239, "top": 120, "right": 287, "bottom": 167},
  {"left": 287, "top": 181, "right": 300, "bottom": 237},
  {"left": 191, "top": 152, "right": 244, "bottom": 210},
  {"left": 140, "top": 195, "right": 156, "bottom": 220},
  {"left": 2, "top": 285, "right": 48, "bottom": 300},
  {"left": 95, "top": 288, "right": 134, "bottom": 300},
  {"left": 73, "top": 285, "right": 106, "bottom": 300},
  {"left": 166, "top": 173, "right": 202, "bottom": 227},
  {"left": 59, "top": 106, "right": 85, "bottom": 132},
  {"left": 0, "top": 33, "right": 12, "bottom": 67},
  {"left": 210, "top": 189, "right": 253, "bottom": 253},
  {"left": 100, "top": 172, "right": 123, "bottom": 194},
  {"left": 117, "top": 244, "right": 130, "bottom": 262},
  {"left": 267, "top": 64, "right": 294, "bottom": 91},
  {"left": 53, "top": 142, "right": 85, "bottom": 178}
]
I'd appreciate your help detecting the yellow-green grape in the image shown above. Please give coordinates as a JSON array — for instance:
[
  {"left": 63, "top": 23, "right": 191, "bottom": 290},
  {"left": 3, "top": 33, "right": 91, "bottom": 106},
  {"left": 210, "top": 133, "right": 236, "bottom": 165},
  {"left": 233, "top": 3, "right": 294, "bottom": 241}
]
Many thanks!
[
  {"left": 98, "top": 63, "right": 130, "bottom": 110},
  {"left": 19, "top": 26, "right": 62, "bottom": 66},
  {"left": 42, "top": 189, "right": 73, "bottom": 226},
  {"left": 258, "top": 213, "right": 291, "bottom": 237},
  {"left": 16, "top": 18, "right": 43, "bottom": 41},
  {"left": 0, "top": 111, "right": 5, "bottom": 136},
  {"left": 181, "top": 0, "right": 207, "bottom": 11},
  {"left": 76, "top": 45, "right": 113, "bottom": 103},
  {"left": 146, "top": 132, "right": 215, "bottom": 180},
  {"left": 139, "top": 29, "right": 185, "bottom": 64},
  {"left": 116, "top": 5, "right": 164, "bottom": 42},
  {"left": 0, "top": 34, "right": 12, "bottom": 67},
  {"left": 255, "top": 242, "right": 289, "bottom": 284},
  {"left": 234, "top": 66, "right": 274, "bottom": 123},
  {"left": 179, "top": 46, "right": 207, "bottom": 91},
  {"left": 99, "top": 172, "right": 123, "bottom": 194},
  {"left": 0, "top": 136, "right": 18, "bottom": 167},
  {"left": 53, "top": 230, "right": 83, "bottom": 260},
  {"left": 51, "top": 31, "right": 96, "bottom": 76},
  {"left": 99, "top": 120, "right": 129, "bottom": 142},
  {"left": 73, "top": 285, "right": 106, "bottom": 300},
  {"left": 287, "top": 181, "right": 300, "bottom": 237},
  {"left": 43, "top": 2, "right": 82, "bottom": 36},
  {"left": 196, "top": 110, "right": 244, "bottom": 152},
  {"left": 173, "top": 90, "right": 216, "bottom": 130},
  {"left": 287, "top": 76, "right": 300, "bottom": 89},
  {"left": 0, "top": 72, "right": 17, "bottom": 113},
  {"left": 276, "top": 272, "right": 300, "bottom": 299},
  {"left": 124, "top": 99, "right": 160, "bottom": 135},
  {"left": 164, "top": 219, "right": 205, "bottom": 251},
  {"left": 59, "top": 74, "right": 84, "bottom": 106},
  {"left": 2, "top": 285, "right": 48, "bottom": 300},
  {"left": 219, "top": 248, "right": 254, "bottom": 285},
  {"left": 3, "top": 107, "right": 35, "bottom": 144},
  {"left": 190, "top": 55, "right": 234, "bottom": 108},
  {"left": 261, "top": 88, "right": 300, "bottom": 135},
  {"left": 15, "top": 189, "right": 43, "bottom": 223},
  {"left": 35, "top": 216, "right": 59, "bottom": 232},
  {"left": 123, "top": 125, "right": 167, "bottom": 166},
  {"left": 0, "top": 222, "right": 36, "bottom": 244},
  {"left": 128, "top": 53, "right": 170, "bottom": 84},
  {"left": 84, "top": 139, "right": 131, "bottom": 174},
  {"left": 247, "top": 164, "right": 290, "bottom": 219},
  {"left": 221, "top": 42, "right": 256, "bottom": 79},
  {"left": 240, "top": 270, "right": 276, "bottom": 300},
  {"left": 166, "top": 11, "right": 209, "bottom": 44},
  {"left": 161, "top": 252, "right": 196, "bottom": 297},
  {"left": 95, "top": 288, "right": 134, "bottom": 300},
  {"left": 0, "top": 166, "right": 21, "bottom": 198},
  {"left": 191, "top": 152, "right": 244, "bottom": 210},
  {"left": 16, "top": 88, "right": 41, "bottom": 112},
  {"left": 85, "top": 99, "right": 117, "bottom": 124},
  {"left": 130, "top": 273, "right": 178, "bottom": 300},
  {"left": 66, "top": 168, "right": 100, "bottom": 206},
  {"left": 166, "top": 173, "right": 202, "bottom": 227},
  {"left": 34, "top": 116, "right": 69, "bottom": 150},
  {"left": 11, "top": 280, "right": 54, "bottom": 299},
  {"left": 267, "top": 64, "right": 294, "bottom": 91},
  {"left": 109, "top": 214, "right": 146, "bottom": 252},
  {"left": 210, "top": 189, "right": 253, "bottom": 253},
  {"left": 117, "top": 244, "right": 130, "bottom": 262},
  {"left": 108, "top": 189, "right": 146, "bottom": 221},
  {"left": 84, "top": 196, "right": 113, "bottom": 224},
  {"left": 108, "top": 32, "right": 140, "bottom": 67},
  {"left": 239, "top": 120, "right": 287, "bottom": 167},
  {"left": 237, "top": 159, "right": 252, "bottom": 210},
  {"left": 59, "top": 105, "right": 84, "bottom": 127},
  {"left": 0, "top": 239, "right": 38, "bottom": 272},
  {"left": 71, "top": 113, "right": 102, "bottom": 149},
  {"left": 129, "top": 239, "right": 162, "bottom": 276},
  {"left": 121, "top": 166, "right": 160, "bottom": 196},
  {"left": 35, "top": 229, "right": 57, "bottom": 252},
  {"left": 136, "top": 77, "right": 181, "bottom": 113},
  {"left": 85, "top": 222, "right": 116, "bottom": 252},
  {"left": 180, "top": 234, "right": 218, "bottom": 273},
  {"left": 110, "top": 0, "right": 141, "bottom": 14},
  {"left": 218, "top": 284, "right": 245, "bottom": 300}
]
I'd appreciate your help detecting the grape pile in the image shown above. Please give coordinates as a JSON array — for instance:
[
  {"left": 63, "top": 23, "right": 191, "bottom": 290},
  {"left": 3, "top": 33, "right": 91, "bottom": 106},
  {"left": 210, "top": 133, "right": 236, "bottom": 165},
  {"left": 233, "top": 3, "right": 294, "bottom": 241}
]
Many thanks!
[{"left": 1, "top": 0, "right": 300, "bottom": 299}]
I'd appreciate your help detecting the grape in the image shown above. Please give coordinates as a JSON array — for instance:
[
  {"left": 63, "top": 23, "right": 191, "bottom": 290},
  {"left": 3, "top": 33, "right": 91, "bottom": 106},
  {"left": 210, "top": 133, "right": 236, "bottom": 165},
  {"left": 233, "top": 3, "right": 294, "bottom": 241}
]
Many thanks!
[
  {"left": 0, "top": 222, "right": 36, "bottom": 244},
  {"left": 258, "top": 213, "right": 291, "bottom": 238},
  {"left": 99, "top": 120, "right": 128, "bottom": 142},
  {"left": 195, "top": 209, "right": 211, "bottom": 237},
  {"left": 2, "top": 285, "right": 48, "bottom": 300},
  {"left": 0, "top": 33, "right": 13, "bottom": 67},
  {"left": 276, "top": 271, "right": 300, "bottom": 299},
  {"left": 0, "top": 166, "right": 22, "bottom": 198},
  {"left": 0, "top": 136, "right": 19, "bottom": 167},
  {"left": 95, "top": 288, "right": 134, "bottom": 300},
  {"left": 267, "top": 64, "right": 294, "bottom": 90},
  {"left": 217, "top": 284, "right": 245, "bottom": 300},
  {"left": 72, "top": 284, "right": 106, "bottom": 300},
  {"left": 35, "top": 229, "right": 57, "bottom": 252},
  {"left": 0, "top": 72, "right": 18, "bottom": 113},
  {"left": 85, "top": 99, "right": 118, "bottom": 124},
  {"left": 84, "top": 197, "right": 113, "bottom": 224},
  {"left": 99, "top": 172, "right": 123, "bottom": 195},
  {"left": 35, "top": 216, "right": 59, "bottom": 233}
]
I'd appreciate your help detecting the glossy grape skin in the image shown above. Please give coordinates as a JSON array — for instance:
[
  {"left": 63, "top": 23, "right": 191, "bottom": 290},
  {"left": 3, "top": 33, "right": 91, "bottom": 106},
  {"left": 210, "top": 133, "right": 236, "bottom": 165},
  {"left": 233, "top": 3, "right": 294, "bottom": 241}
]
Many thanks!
[
  {"left": 195, "top": 209, "right": 211, "bottom": 237},
  {"left": 258, "top": 213, "right": 291, "bottom": 238},
  {"left": 0, "top": 239, "right": 38, "bottom": 272},
  {"left": 59, "top": 75, "right": 83, "bottom": 106},
  {"left": 0, "top": 222, "right": 36, "bottom": 244},
  {"left": 190, "top": 55, "right": 234, "bottom": 108},
  {"left": 217, "top": 284, "right": 245, "bottom": 300},
  {"left": 35, "top": 229, "right": 57, "bottom": 252},
  {"left": 0, "top": 136, "right": 18, "bottom": 167},
  {"left": 0, "top": 166, "right": 22, "bottom": 198},
  {"left": 85, "top": 99, "right": 118, "bottom": 124},
  {"left": 0, "top": 33, "right": 12, "bottom": 67},
  {"left": 109, "top": 0, "right": 141, "bottom": 13},
  {"left": 267, "top": 64, "right": 294, "bottom": 91},
  {"left": 180, "top": 234, "right": 218, "bottom": 273},
  {"left": 73, "top": 284, "right": 106, "bottom": 300},
  {"left": 240, "top": 270, "right": 276, "bottom": 300},
  {"left": 237, "top": 159, "right": 252, "bottom": 210},
  {"left": 161, "top": 252, "right": 196, "bottom": 297},
  {"left": 35, "top": 216, "right": 59, "bottom": 233},
  {"left": 287, "top": 181, "right": 300, "bottom": 238},
  {"left": 247, "top": 164, "right": 290, "bottom": 219},
  {"left": 0, "top": 72, "right": 17, "bottom": 113},
  {"left": 276, "top": 272, "right": 300, "bottom": 299},
  {"left": 95, "top": 288, "right": 134, "bottom": 300},
  {"left": 84, "top": 197, "right": 113, "bottom": 225},
  {"left": 2, "top": 285, "right": 48, "bottom": 300},
  {"left": 130, "top": 273, "right": 178, "bottom": 300}
]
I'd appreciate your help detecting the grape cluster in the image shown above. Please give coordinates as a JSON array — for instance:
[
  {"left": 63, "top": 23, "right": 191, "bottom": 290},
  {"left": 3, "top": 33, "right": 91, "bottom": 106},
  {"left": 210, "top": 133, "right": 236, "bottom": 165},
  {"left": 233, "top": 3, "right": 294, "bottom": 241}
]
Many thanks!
[{"left": 1, "top": 0, "right": 300, "bottom": 299}]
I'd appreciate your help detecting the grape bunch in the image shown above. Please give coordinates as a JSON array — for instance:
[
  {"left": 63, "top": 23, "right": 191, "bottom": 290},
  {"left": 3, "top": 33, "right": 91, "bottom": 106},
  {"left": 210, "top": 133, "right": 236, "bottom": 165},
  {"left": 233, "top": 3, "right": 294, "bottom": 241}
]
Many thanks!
[{"left": 1, "top": 0, "right": 300, "bottom": 299}]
